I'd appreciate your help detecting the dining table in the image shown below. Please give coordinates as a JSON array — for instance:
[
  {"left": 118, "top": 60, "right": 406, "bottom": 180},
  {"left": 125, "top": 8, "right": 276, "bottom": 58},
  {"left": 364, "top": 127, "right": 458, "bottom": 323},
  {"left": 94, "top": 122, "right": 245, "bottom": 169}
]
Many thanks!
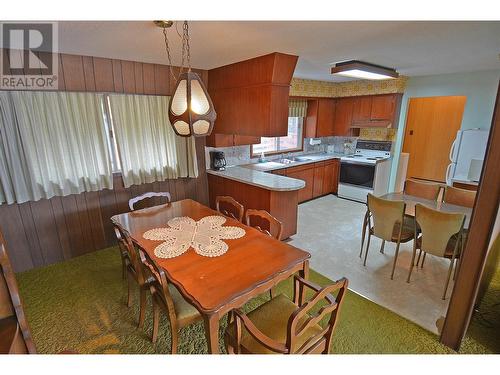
[
  {"left": 380, "top": 192, "right": 473, "bottom": 228},
  {"left": 111, "top": 199, "right": 311, "bottom": 354}
]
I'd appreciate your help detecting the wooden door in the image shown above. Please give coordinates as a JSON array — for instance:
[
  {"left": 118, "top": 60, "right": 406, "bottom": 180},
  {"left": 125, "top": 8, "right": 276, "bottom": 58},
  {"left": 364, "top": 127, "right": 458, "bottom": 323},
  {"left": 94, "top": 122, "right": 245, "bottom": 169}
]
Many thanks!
[
  {"left": 285, "top": 166, "right": 314, "bottom": 203},
  {"left": 402, "top": 96, "right": 466, "bottom": 182},
  {"left": 323, "top": 159, "right": 339, "bottom": 194},
  {"left": 333, "top": 97, "right": 355, "bottom": 136},
  {"left": 313, "top": 163, "right": 325, "bottom": 198}
]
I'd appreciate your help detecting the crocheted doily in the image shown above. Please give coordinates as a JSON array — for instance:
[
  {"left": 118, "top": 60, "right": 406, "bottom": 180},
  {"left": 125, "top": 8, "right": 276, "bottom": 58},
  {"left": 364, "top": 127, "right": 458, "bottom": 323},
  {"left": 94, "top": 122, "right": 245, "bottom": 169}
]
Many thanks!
[{"left": 143, "top": 215, "right": 245, "bottom": 258}]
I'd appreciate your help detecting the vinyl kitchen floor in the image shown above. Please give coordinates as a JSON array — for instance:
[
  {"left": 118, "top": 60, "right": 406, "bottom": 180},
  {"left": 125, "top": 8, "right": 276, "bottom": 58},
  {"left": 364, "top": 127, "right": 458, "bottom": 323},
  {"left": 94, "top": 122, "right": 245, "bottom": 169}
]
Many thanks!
[{"left": 288, "top": 194, "right": 451, "bottom": 335}]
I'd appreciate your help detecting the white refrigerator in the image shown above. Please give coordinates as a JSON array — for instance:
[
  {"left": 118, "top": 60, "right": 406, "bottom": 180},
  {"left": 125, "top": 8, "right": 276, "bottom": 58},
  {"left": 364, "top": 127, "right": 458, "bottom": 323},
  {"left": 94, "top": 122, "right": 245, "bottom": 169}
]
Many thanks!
[{"left": 446, "top": 129, "right": 489, "bottom": 185}]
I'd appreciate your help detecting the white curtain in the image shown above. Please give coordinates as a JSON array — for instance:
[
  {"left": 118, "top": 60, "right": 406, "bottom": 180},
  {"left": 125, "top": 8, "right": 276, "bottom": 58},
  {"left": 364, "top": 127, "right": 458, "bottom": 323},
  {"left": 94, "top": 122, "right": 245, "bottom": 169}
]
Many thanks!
[
  {"left": 108, "top": 94, "right": 198, "bottom": 188},
  {"left": 0, "top": 91, "right": 112, "bottom": 204}
]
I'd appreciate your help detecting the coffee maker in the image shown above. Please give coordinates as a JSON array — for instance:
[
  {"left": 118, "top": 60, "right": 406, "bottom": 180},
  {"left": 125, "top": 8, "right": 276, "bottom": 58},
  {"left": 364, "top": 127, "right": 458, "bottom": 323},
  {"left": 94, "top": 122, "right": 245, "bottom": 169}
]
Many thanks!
[{"left": 209, "top": 151, "right": 227, "bottom": 171}]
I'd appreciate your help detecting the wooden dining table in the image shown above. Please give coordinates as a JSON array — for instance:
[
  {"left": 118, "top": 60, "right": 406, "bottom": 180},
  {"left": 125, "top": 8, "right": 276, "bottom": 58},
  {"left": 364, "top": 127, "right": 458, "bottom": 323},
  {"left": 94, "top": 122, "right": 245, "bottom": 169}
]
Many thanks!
[
  {"left": 380, "top": 192, "right": 473, "bottom": 228},
  {"left": 111, "top": 199, "right": 310, "bottom": 354}
]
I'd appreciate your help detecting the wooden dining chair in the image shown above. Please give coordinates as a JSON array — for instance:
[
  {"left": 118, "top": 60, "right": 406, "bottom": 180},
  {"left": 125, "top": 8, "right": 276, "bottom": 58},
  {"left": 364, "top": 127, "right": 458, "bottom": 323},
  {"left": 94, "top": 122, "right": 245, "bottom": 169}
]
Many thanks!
[
  {"left": 137, "top": 248, "right": 202, "bottom": 354},
  {"left": 361, "top": 194, "right": 415, "bottom": 279},
  {"left": 114, "top": 224, "right": 152, "bottom": 328},
  {"left": 129, "top": 191, "right": 171, "bottom": 211},
  {"left": 245, "top": 209, "right": 283, "bottom": 241},
  {"left": 215, "top": 196, "right": 244, "bottom": 222},
  {"left": 443, "top": 186, "right": 476, "bottom": 208},
  {"left": 407, "top": 204, "right": 466, "bottom": 300},
  {"left": 0, "top": 231, "right": 36, "bottom": 354},
  {"left": 404, "top": 179, "right": 442, "bottom": 201},
  {"left": 225, "top": 276, "right": 348, "bottom": 354}
]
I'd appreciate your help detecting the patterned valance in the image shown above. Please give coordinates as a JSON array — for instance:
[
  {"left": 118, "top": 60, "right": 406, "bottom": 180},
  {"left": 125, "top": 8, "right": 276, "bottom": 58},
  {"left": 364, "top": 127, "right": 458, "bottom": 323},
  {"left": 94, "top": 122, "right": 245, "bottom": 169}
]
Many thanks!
[{"left": 289, "top": 99, "right": 308, "bottom": 118}]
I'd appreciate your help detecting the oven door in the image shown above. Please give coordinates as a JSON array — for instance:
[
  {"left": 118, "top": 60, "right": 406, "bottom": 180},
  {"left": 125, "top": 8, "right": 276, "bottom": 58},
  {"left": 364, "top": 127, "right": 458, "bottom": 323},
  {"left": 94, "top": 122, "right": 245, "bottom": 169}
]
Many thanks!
[{"left": 339, "top": 161, "right": 375, "bottom": 189}]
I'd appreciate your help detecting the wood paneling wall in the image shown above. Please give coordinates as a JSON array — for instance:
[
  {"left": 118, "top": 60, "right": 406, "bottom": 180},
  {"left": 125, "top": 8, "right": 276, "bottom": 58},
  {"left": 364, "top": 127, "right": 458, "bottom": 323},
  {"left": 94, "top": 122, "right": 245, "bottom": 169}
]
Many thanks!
[{"left": 0, "top": 51, "right": 209, "bottom": 272}]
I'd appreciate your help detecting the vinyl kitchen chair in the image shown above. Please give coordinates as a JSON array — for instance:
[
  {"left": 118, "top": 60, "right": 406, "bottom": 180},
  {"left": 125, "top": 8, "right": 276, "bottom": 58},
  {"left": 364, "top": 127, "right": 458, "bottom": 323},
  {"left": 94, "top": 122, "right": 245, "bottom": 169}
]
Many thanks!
[
  {"left": 114, "top": 224, "right": 153, "bottom": 328},
  {"left": 407, "top": 204, "right": 465, "bottom": 300},
  {"left": 443, "top": 186, "right": 476, "bottom": 208},
  {"left": 129, "top": 191, "right": 171, "bottom": 211},
  {"left": 404, "top": 179, "right": 442, "bottom": 201},
  {"left": 245, "top": 209, "right": 283, "bottom": 241},
  {"left": 137, "top": 248, "right": 202, "bottom": 354},
  {"left": 216, "top": 196, "right": 244, "bottom": 222},
  {"left": 225, "top": 276, "right": 348, "bottom": 354},
  {"left": 361, "top": 194, "right": 415, "bottom": 279}
]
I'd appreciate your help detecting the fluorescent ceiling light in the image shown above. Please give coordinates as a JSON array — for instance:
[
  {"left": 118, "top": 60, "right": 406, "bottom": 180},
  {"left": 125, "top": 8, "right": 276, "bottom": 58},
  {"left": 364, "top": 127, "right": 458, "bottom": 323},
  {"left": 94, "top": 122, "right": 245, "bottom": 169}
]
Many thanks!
[{"left": 331, "top": 60, "right": 399, "bottom": 80}]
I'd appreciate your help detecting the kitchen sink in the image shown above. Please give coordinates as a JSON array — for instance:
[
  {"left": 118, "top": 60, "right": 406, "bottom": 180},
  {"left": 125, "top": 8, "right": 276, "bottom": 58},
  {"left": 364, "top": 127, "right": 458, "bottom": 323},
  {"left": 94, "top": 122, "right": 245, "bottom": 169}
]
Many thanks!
[{"left": 294, "top": 156, "right": 313, "bottom": 162}]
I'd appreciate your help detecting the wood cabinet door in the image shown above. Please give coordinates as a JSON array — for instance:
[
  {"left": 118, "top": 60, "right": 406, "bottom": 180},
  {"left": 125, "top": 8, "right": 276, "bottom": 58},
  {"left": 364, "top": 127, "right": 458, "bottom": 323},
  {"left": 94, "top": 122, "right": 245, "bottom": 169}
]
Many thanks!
[
  {"left": 371, "top": 94, "right": 396, "bottom": 121},
  {"left": 316, "top": 99, "right": 336, "bottom": 137},
  {"left": 286, "top": 166, "right": 314, "bottom": 203},
  {"left": 333, "top": 97, "right": 355, "bottom": 136},
  {"left": 322, "top": 160, "right": 340, "bottom": 194},
  {"left": 233, "top": 135, "right": 261, "bottom": 146},
  {"left": 352, "top": 96, "right": 372, "bottom": 123},
  {"left": 313, "top": 163, "right": 325, "bottom": 198},
  {"left": 205, "top": 133, "right": 234, "bottom": 147}
]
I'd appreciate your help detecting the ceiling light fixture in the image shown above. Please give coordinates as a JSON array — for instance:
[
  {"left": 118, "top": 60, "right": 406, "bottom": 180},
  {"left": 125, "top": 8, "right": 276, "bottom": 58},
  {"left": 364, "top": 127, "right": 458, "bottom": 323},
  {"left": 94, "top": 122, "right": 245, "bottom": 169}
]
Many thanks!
[
  {"left": 155, "top": 21, "right": 216, "bottom": 137},
  {"left": 331, "top": 60, "right": 399, "bottom": 80}
]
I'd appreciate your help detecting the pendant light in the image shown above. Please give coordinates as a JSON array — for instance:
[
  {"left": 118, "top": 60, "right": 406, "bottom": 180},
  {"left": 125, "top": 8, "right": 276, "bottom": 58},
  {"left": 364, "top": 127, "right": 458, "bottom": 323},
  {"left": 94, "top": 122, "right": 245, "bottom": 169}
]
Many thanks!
[{"left": 156, "top": 21, "right": 216, "bottom": 137}]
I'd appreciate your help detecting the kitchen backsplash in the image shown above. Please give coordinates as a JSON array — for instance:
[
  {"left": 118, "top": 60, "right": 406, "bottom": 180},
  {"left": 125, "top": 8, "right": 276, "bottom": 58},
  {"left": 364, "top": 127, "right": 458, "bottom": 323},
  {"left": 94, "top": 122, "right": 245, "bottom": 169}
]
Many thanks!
[{"left": 359, "top": 127, "right": 396, "bottom": 141}]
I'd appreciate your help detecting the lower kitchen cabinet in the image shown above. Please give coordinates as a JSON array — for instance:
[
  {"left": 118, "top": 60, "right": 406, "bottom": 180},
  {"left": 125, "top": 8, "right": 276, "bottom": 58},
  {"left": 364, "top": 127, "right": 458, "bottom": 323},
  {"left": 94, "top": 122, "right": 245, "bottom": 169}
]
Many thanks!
[{"left": 270, "top": 158, "right": 340, "bottom": 203}]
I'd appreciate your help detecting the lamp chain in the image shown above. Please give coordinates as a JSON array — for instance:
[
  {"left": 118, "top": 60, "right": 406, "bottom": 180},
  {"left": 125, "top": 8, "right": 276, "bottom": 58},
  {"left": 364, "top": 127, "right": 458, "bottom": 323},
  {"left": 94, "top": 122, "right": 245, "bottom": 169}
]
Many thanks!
[
  {"left": 161, "top": 26, "right": 178, "bottom": 81},
  {"left": 182, "top": 21, "right": 192, "bottom": 72}
]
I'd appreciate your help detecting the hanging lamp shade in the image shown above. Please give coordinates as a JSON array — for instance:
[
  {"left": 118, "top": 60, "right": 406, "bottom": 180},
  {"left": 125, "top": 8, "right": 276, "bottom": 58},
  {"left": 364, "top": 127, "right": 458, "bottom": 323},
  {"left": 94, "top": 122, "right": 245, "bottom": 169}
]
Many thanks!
[{"left": 168, "top": 71, "right": 216, "bottom": 137}]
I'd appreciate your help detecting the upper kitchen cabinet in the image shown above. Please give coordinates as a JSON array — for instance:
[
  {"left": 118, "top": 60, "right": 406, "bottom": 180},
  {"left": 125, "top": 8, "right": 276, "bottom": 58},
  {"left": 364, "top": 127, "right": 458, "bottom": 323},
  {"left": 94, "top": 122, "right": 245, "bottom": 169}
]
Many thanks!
[
  {"left": 332, "top": 97, "right": 355, "bottom": 136},
  {"left": 305, "top": 98, "right": 336, "bottom": 138},
  {"left": 352, "top": 96, "right": 372, "bottom": 123},
  {"left": 370, "top": 94, "right": 398, "bottom": 122},
  {"left": 206, "top": 133, "right": 260, "bottom": 147},
  {"left": 208, "top": 52, "right": 298, "bottom": 137}
]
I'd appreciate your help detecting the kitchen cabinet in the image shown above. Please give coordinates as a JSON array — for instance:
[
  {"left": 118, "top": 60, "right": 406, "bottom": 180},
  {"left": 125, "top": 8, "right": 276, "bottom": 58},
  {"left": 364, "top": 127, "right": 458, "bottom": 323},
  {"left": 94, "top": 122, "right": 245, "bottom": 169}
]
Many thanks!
[
  {"left": 371, "top": 94, "right": 397, "bottom": 121},
  {"left": 305, "top": 99, "right": 336, "bottom": 138},
  {"left": 284, "top": 164, "right": 315, "bottom": 203},
  {"left": 269, "top": 158, "right": 340, "bottom": 203},
  {"left": 333, "top": 97, "right": 355, "bottom": 136},
  {"left": 206, "top": 133, "right": 261, "bottom": 147},
  {"left": 208, "top": 52, "right": 298, "bottom": 137},
  {"left": 352, "top": 96, "right": 372, "bottom": 123}
]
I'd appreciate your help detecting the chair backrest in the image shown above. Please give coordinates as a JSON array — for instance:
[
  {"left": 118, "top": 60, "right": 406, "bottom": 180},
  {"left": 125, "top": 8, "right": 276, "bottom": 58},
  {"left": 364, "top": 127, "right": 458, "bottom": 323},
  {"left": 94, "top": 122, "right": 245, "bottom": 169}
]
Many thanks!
[
  {"left": 113, "top": 224, "right": 145, "bottom": 284},
  {"left": 288, "top": 277, "right": 348, "bottom": 354},
  {"left": 215, "top": 196, "right": 244, "bottom": 222},
  {"left": 404, "top": 179, "right": 442, "bottom": 201},
  {"left": 129, "top": 192, "right": 171, "bottom": 211},
  {"left": 443, "top": 186, "right": 476, "bottom": 208},
  {"left": 367, "top": 194, "right": 406, "bottom": 241},
  {"left": 245, "top": 209, "right": 283, "bottom": 240},
  {"left": 415, "top": 203, "right": 465, "bottom": 258},
  {"left": 137, "top": 247, "right": 178, "bottom": 318},
  {"left": 0, "top": 231, "right": 36, "bottom": 353}
]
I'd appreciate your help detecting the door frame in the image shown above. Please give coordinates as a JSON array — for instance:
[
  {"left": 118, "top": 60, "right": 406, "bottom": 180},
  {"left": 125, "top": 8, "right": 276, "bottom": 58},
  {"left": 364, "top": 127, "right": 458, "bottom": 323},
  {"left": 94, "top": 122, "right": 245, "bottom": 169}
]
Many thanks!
[{"left": 440, "top": 82, "right": 500, "bottom": 350}]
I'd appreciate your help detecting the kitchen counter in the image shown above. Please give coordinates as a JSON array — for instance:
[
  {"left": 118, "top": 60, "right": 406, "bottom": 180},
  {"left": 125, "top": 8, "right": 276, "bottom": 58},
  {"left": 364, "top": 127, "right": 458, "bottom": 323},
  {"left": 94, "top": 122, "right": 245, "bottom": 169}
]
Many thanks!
[
  {"left": 206, "top": 166, "right": 305, "bottom": 191},
  {"left": 240, "top": 152, "right": 345, "bottom": 172}
]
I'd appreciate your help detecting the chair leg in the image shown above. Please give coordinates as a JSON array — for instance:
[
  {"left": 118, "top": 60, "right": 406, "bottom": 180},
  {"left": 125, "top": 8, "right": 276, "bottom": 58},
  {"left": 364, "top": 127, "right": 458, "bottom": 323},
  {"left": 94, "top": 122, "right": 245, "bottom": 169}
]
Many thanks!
[
  {"left": 359, "top": 217, "right": 367, "bottom": 258},
  {"left": 380, "top": 240, "right": 385, "bottom": 254},
  {"left": 126, "top": 274, "right": 133, "bottom": 308},
  {"left": 420, "top": 252, "right": 427, "bottom": 269},
  {"left": 415, "top": 249, "right": 422, "bottom": 267},
  {"left": 138, "top": 288, "right": 147, "bottom": 328},
  {"left": 407, "top": 245, "right": 418, "bottom": 283},
  {"left": 121, "top": 255, "right": 127, "bottom": 281},
  {"left": 152, "top": 301, "right": 160, "bottom": 344},
  {"left": 170, "top": 321, "right": 179, "bottom": 354},
  {"left": 391, "top": 241, "right": 402, "bottom": 280},
  {"left": 453, "top": 257, "right": 461, "bottom": 281},
  {"left": 443, "top": 258, "right": 455, "bottom": 300},
  {"left": 363, "top": 233, "right": 372, "bottom": 266},
  {"left": 269, "top": 287, "right": 274, "bottom": 300}
]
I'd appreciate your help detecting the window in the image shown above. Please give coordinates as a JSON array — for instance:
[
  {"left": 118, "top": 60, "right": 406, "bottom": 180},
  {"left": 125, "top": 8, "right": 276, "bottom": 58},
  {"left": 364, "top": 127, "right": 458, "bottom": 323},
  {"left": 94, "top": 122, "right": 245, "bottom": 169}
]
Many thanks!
[{"left": 251, "top": 117, "right": 304, "bottom": 156}]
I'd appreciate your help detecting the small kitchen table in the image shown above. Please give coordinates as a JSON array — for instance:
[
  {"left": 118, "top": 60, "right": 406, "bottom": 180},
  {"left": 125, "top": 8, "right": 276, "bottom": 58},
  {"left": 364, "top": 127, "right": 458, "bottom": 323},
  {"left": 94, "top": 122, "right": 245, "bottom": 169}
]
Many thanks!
[
  {"left": 111, "top": 199, "right": 310, "bottom": 354},
  {"left": 380, "top": 192, "right": 473, "bottom": 228}
]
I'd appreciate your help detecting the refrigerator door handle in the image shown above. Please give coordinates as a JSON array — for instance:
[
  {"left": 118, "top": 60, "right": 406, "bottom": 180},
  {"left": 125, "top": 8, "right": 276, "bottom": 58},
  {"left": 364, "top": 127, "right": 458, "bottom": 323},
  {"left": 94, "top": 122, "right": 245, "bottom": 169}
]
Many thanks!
[
  {"left": 445, "top": 163, "right": 453, "bottom": 185},
  {"left": 449, "top": 139, "right": 457, "bottom": 162}
]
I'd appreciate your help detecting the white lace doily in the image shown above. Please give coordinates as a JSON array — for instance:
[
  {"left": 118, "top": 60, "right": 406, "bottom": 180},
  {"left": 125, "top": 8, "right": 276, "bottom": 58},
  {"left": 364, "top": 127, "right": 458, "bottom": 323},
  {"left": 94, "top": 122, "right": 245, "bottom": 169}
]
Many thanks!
[{"left": 142, "top": 215, "right": 245, "bottom": 258}]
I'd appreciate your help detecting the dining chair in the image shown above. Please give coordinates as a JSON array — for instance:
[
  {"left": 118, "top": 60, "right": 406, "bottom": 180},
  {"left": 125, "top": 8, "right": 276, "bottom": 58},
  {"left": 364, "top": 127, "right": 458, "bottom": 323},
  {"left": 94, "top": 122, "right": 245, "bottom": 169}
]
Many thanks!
[
  {"left": 361, "top": 194, "right": 415, "bottom": 279},
  {"left": 129, "top": 191, "right": 171, "bottom": 211},
  {"left": 0, "top": 231, "right": 36, "bottom": 354},
  {"left": 407, "top": 204, "right": 465, "bottom": 300},
  {"left": 404, "top": 179, "right": 442, "bottom": 201},
  {"left": 216, "top": 196, "right": 244, "bottom": 222},
  {"left": 225, "top": 275, "right": 348, "bottom": 354},
  {"left": 137, "top": 248, "right": 202, "bottom": 354},
  {"left": 114, "top": 224, "right": 152, "bottom": 328},
  {"left": 443, "top": 186, "right": 476, "bottom": 208},
  {"left": 245, "top": 209, "right": 283, "bottom": 241}
]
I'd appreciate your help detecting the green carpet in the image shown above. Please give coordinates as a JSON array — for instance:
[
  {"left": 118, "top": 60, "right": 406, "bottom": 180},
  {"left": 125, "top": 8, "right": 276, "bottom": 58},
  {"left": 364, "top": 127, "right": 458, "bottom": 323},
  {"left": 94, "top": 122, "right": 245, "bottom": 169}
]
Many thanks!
[{"left": 15, "top": 247, "right": 495, "bottom": 354}]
